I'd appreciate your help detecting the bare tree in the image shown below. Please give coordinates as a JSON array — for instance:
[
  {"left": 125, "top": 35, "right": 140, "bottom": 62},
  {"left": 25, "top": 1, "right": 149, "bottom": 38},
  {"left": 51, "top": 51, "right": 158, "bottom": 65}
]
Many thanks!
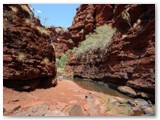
[{"left": 44, "top": 17, "right": 48, "bottom": 25}]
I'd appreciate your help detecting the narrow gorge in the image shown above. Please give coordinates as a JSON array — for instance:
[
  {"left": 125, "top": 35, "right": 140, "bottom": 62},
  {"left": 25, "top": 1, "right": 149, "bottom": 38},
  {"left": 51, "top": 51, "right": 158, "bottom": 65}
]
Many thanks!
[{"left": 3, "top": 4, "right": 155, "bottom": 116}]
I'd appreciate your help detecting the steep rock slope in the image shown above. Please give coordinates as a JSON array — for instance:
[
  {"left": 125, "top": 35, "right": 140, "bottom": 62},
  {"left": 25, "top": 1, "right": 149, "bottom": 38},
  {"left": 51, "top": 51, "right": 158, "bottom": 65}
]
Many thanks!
[
  {"left": 68, "top": 4, "right": 114, "bottom": 45},
  {"left": 3, "top": 4, "right": 56, "bottom": 90},
  {"left": 67, "top": 4, "right": 155, "bottom": 100}
]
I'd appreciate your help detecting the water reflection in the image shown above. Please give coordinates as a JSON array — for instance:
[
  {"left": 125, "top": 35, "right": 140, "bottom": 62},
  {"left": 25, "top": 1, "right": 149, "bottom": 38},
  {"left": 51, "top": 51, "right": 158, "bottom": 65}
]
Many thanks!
[{"left": 69, "top": 77, "right": 132, "bottom": 99}]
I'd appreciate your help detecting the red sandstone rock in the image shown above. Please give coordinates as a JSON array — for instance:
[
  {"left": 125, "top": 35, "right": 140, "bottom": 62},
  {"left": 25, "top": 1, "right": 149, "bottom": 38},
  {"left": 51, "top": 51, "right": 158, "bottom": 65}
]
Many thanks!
[
  {"left": 68, "top": 4, "right": 95, "bottom": 45},
  {"left": 68, "top": 4, "right": 115, "bottom": 45},
  {"left": 67, "top": 4, "right": 155, "bottom": 101},
  {"left": 118, "top": 86, "right": 137, "bottom": 97},
  {"left": 95, "top": 4, "right": 113, "bottom": 26},
  {"left": 49, "top": 27, "right": 74, "bottom": 58},
  {"left": 3, "top": 4, "right": 56, "bottom": 89}
]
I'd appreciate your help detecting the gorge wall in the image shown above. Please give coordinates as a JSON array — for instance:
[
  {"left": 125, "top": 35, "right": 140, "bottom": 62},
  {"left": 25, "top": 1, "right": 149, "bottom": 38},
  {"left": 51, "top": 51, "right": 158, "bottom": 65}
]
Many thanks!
[
  {"left": 49, "top": 27, "right": 74, "bottom": 58},
  {"left": 3, "top": 4, "right": 155, "bottom": 101},
  {"left": 68, "top": 4, "right": 114, "bottom": 45},
  {"left": 66, "top": 4, "right": 155, "bottom": 100},
  {"left": 3, "top": 4, "right": 57, "bottom": 90}
]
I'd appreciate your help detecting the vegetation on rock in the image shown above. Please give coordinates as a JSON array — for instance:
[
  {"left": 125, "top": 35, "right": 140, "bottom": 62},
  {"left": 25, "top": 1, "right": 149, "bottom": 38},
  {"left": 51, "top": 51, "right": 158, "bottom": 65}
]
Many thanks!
[
  {"left": 36, "top": 26, "right": 51, "bottom": 35},
  {"left": 56, "top": 50, "right": 71, "bottom": 72},
  {"left": 73, "top": 24, "right": 116, "bottom": 57},
  {"left": 121, "top": 10, "right": 134, "bottom": 34}
]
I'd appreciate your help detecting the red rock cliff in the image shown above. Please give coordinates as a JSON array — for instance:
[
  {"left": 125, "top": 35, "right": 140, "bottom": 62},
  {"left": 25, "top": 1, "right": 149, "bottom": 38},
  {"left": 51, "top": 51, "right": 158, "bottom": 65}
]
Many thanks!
[
  {"left": 68, "top": 4, "right": 114, "bottom": 45},
  {"left": 49, "top": 27, "right": 74, "bottom": 58},
  {"left": 3, "top": 4, "right": 57, "bottom": 90},
  {"left": 67, "top": 4, "right": 155, "bottom": 100}
]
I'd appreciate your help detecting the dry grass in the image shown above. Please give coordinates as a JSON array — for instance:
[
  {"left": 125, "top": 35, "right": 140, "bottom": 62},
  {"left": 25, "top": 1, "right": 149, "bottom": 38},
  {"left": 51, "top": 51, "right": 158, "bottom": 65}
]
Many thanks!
[
  {"left": 36, "top": 26, "right": 51, "bottom": 35},
  {"left": 73, "top": 24, "right": 116, "bottom": 57},
  {"left": 17, "top": 52, "right": 26, "bottom": 61},
  {"left": 43, "top": 57, "right": 50, "bottom": 65}
]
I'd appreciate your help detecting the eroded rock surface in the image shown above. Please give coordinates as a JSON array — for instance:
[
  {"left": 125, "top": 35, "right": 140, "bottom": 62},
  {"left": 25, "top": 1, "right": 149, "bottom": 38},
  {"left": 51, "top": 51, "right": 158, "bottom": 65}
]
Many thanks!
[
  {"left": 68, "top": 4, "right": 114, "bottom": 45},
  {"left": 49, "top": 27, "right": 74, "bottom": 58},
  {"left": 3, "top": 4, "right": 56, "bottom": 89},
  {"left": 67, "top": 4, "right": 155, "bottom": 101}
]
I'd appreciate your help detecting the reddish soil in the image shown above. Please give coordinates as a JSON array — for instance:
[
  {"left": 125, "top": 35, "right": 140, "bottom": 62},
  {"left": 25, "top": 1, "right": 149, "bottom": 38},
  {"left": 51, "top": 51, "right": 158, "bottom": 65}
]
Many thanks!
[{"left": 3, "top": 79, "right": 113, "bottom": 116}]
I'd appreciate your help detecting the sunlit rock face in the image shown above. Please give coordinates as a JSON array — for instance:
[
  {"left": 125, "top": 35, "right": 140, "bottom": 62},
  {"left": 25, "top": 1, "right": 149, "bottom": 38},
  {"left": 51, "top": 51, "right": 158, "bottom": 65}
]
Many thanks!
[
  {"left": 68, "top": 4, "right": 114, "bottom": 46},
  {"left": 3, "top": 4, "right": 57, "bottom": 90},
  {"left": 67, "top": 4, "right": 155, "bottom": 101}
]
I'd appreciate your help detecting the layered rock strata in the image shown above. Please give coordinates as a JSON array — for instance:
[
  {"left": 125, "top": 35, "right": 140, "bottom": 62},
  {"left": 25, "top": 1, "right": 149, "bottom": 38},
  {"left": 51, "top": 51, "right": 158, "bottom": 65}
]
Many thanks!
[
  {"left": 3, "top": 4, "right": 57, "bottom": 90},
  {"left": 67, "top": 4, "right": 155, "bottom": 100}
]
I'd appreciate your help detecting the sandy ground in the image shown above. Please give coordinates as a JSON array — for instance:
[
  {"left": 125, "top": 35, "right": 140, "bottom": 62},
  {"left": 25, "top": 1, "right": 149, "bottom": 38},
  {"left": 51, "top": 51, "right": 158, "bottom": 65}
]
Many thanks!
[
  {"left": 4, "top": 78, "right": 155, "bottom": 116},
  {"left": 4, "top": 79, "right": 115, "bottom": 116}
]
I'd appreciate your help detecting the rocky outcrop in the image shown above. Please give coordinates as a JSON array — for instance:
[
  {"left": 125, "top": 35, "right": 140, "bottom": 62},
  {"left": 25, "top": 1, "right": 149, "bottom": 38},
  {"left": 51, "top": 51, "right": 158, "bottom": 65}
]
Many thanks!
[
  {"left": 49, "top": 27, "right": 74, "bottom": 58},
  {"left": 67, "top": 4, "right": 155, "bottom": 100},
  {"left": 68, "top": 4, "right": 114, "bottom": 45},
  {"left": 103, "top": 4, "right": 155, "bottom": 99},
  {"left": 3, "top": 4, "right": 56, "bottom": 90}
]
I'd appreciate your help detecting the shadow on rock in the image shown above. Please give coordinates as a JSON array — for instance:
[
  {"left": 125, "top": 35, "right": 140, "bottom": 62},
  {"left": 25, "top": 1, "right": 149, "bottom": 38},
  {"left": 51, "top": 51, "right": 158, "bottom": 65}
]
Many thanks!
[{"left": 3, "top": 77, "right": 57, "bottom": 92}]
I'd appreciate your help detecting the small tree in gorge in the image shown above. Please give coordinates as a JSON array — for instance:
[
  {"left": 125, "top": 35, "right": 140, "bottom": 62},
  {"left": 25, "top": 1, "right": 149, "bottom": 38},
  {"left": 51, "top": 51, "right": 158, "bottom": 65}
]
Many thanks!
[{"left": 44, "top": 17, "right": 48, "bottom": 26}]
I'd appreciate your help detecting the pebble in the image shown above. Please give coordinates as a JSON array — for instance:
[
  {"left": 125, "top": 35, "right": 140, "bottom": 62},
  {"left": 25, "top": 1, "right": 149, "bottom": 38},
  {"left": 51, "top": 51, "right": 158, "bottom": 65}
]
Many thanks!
[
  {"left": 67, "top": 104, "right": 84, "bottom": 116},
  {"left": 144, "top": 107, "right": 155, "bottom": 116}
]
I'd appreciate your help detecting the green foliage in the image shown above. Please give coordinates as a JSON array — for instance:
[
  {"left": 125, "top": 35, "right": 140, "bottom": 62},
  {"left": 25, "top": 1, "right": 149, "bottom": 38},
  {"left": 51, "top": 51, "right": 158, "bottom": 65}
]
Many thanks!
[
  {"left": 73, "top": 24, "right": 116, "bottom": 57},
  {"left": 56, "top": 53, "right": 68, "bottom": 69},
  {"left": 36, "top": 26, "right": 50, "bottom": 35}
]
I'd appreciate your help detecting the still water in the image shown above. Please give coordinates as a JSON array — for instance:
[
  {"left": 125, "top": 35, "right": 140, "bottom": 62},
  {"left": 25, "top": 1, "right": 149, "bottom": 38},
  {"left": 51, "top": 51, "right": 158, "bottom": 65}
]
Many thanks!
[{"left": 60, "top": 76, "right": 132, "bottom": 99}]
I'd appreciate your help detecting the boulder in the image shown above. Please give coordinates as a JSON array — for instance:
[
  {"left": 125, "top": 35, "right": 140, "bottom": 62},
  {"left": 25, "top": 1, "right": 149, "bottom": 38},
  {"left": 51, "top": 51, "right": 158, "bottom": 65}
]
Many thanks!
[
  {"left": 64, "top": 104, "right": 84, "bottom": 116},
  {"left": 27, "top": 104, "right": 49, "bottom": 116},
  {"left": 143, "top": 107, "right": 154, "bottom": 116},
  {"left": 134, "top": 98, "right": 149, "bottom": 107},
  {"left": 118, "top": 86, "right": 137, "bottom": 97}
]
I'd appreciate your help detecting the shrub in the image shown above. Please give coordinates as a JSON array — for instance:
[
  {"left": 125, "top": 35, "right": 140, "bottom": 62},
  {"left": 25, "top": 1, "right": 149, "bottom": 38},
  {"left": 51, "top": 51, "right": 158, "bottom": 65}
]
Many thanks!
[
  {"left": 17, "top": 52, "right": 26, "bottom": 61},
  {"left": 73, "top": 24, "right": 116, "bottom": 57},
  {"left": 56, "top": 53, "right": 68, "bottom": 69},
  {"left": 43, "top": 57, "right": 50, "bottom": 65},
  {"left": 55, "top": 27, "right": 62, "bottom": 33},
  {"left": 36, "top": 26, "right": 50, "bottom": 35},
  {"left": 121, "top": 10, "right": 134, "bottom": 34}
]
